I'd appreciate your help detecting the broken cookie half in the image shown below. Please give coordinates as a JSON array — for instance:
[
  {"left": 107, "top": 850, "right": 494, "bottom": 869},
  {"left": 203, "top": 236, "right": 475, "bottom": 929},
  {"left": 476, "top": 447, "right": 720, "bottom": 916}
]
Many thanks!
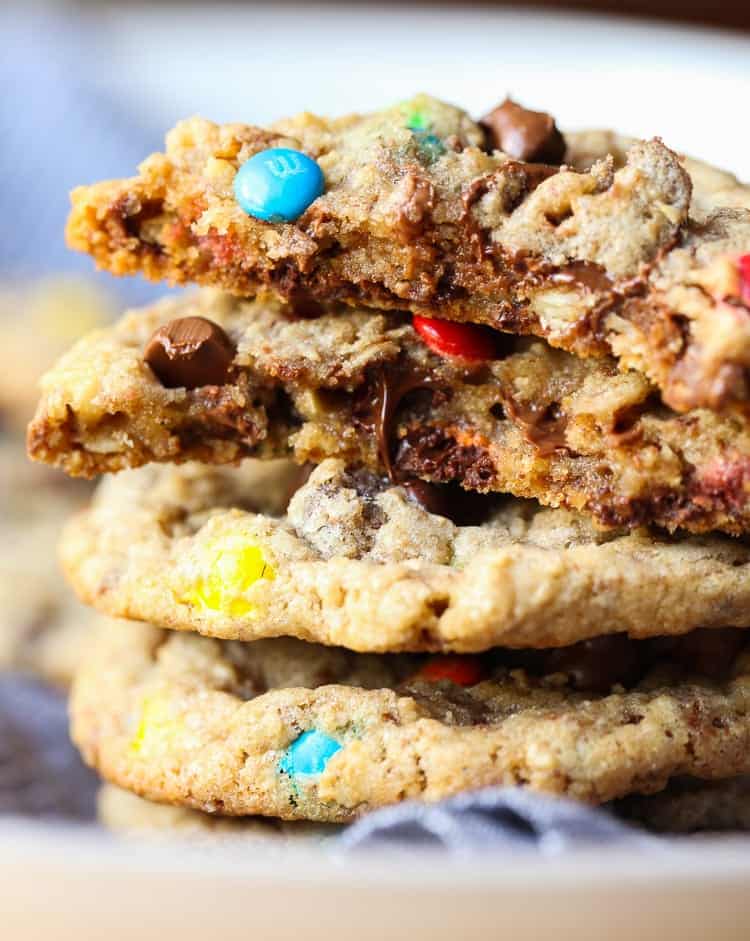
[
  {"left": 28, "top": 290, "right": 750, "bottom": 536},
  {"left": 64, "top": 94, "right": 750, "bottom": 414}
]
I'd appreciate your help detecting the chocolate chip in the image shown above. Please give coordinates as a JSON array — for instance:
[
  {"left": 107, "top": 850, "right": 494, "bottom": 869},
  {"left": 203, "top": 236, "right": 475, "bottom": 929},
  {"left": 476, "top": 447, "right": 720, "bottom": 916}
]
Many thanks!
[
  {"left": 480, "top": 98, "right": 566, "bottom": 164},
  {"left": 402, "top": 479, "right": 495, "bottom": 526},
  {"left": 144, "top": 316, "right": 236, "bottom": 389}
]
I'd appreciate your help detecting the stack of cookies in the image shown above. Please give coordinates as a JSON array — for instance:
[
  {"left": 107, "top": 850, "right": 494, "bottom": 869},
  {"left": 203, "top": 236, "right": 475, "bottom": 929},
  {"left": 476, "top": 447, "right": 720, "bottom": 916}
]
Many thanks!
[{"left": 27, "top": 95, "right": 750, "bottom": 831}]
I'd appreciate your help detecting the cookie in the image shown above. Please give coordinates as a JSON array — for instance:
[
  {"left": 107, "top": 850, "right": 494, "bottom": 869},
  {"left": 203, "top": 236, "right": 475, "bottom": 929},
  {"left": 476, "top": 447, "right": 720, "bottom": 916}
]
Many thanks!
[
  {"left": 0, "top": 438, "right": 94, "bottom": 686},
  {"left": 29, "top": 291, "right": 750, "bottom": 536},
  {"left": 617, "top": 777, "right": 750, "bottom": 833},
  {"left": 98, "top": 785, "right": 335, "bottom": 844},
  {"left": 564, "top": 129, "right": 750, "bottom": 219},
  {"left": 65, "top": 94, "right": 750, "bottom": 414},
  {"left": 59, "top": 458, "right": 750, "bottom": 652},
  {"left": 102, "top": 779, "right": 750, "bottom": 839},
  {"left": 0, "top": 277, "right": 112, "bottom": 432},
  {"left": 70, "top": 618, "right": 750, "bottom": 823}
]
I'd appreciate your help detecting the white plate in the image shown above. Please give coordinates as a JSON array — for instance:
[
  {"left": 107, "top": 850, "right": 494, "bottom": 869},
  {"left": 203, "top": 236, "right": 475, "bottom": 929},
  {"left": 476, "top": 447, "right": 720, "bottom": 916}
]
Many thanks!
[
  {"left": 2, "top": 818, "right": 750, "bottom": 940},
  {"left": 87, "top": 2, "right": 750, "bottom": 179}
]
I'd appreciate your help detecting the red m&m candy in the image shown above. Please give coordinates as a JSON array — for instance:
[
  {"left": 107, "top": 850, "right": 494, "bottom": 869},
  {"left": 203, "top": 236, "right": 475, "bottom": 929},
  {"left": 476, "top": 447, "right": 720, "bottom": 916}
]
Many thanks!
[
  {"left": 413, "top": 315, "right": 501, "bottom": 361},
  {"left": 739, "top": 254, "right": 750, "bottom": 307},
  {"left": 417, "top": 655, "right": 485, "bottom": 686}
]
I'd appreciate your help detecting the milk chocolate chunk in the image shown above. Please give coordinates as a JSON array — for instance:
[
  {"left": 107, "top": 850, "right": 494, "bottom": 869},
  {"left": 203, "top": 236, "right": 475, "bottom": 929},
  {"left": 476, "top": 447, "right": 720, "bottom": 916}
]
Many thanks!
[
  {"left": 480, "top": 97, "right": 566, "bottom": 164},
  {"left": 144, "top": 316, "right": 235, "bottom": 389}
]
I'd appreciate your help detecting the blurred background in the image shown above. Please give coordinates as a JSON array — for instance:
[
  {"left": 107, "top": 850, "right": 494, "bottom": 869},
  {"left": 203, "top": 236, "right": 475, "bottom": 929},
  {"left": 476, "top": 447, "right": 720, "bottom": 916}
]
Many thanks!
[{"left": 2, "top": 0, "right": 749, "bottom": 309}]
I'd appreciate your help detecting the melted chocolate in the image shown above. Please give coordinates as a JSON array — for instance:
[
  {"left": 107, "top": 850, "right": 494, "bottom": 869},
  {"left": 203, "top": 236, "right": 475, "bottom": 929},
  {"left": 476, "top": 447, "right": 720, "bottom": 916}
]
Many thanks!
[
  {"left": 396, "top": 174, "right": 436, "bottom": 241},
  {"left": 354, "top": 367, "right": 447, "bottom": 479},
  {"left": 649, "top": 628, "right": 747, "bottom": 682},
  {"left": 502, "top": 397, "right": 569, "bottom": 457},
  {"left": 551, "top": 261, "right": 613, "bottom": 294},
  {"left": 394, "top": 427, "right": 497, "bottom": 491}
]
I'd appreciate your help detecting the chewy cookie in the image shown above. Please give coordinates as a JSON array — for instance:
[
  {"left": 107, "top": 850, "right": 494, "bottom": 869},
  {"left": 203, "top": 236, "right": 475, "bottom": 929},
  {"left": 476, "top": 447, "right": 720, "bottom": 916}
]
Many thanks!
[
  {"left": 71, "top": 618, "right": 750, "bottom": 823},
  {"left": 66, "top": 94, "right": 750, "bottom": 414},
  {"left": 29, "top": 291, "right": 750, "bottom": 536},
  {"left": 60, "top": 459, "right": 750, "bottom": 652}
]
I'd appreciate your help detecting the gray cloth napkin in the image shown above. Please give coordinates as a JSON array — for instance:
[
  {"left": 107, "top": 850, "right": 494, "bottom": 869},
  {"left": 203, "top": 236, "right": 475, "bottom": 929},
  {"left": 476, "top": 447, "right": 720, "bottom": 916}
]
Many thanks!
[
  {"left": 339, "top": 786, "right": 656, "bottom": 853},
  {"left": 0, "top": 676, "right": 97, "bottom": 821}
]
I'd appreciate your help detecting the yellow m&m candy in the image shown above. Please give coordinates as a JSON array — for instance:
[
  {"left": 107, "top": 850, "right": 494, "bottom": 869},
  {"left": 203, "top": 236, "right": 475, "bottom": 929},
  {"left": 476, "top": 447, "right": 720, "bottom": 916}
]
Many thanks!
[
  {"left": 182, "top": 537, "right": 276, "bottom": 617},
  {"left": 131, "top": 695, "right": 180, "bottom": 754}
]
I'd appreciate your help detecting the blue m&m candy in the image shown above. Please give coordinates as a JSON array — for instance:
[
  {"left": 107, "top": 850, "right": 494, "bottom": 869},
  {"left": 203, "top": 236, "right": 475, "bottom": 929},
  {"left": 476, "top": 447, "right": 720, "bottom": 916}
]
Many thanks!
[
  {"left": 233, "top": 148, "right": 324, "bottom": 223},
  {"left": 279, "top": 729, "right": 342, "bottom": 779}
]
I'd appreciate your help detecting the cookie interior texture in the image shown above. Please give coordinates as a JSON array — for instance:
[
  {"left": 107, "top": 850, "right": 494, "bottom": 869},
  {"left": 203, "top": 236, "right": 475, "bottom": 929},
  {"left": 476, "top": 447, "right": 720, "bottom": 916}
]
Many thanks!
[
  {"left": 59, "top": 457, "right": 750, "bottom": 652},
  {"left": 28, "top": 290, "right": 750, "bottom": 537},
  {"left": 63, "top": 95, "right": 750, "bottom": 414},
  {"left": 71, "top": 617, "right": 750, "bottom": 823}
]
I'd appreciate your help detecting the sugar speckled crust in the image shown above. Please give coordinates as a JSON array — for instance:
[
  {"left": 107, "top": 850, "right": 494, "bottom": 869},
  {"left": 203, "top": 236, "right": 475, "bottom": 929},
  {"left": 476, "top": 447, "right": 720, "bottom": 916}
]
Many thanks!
[
  {"left": 617, "top": 777, "right": 750, "bottom": 833},
  {"left": 59, "top": 459, "right": 750, "bottom": 652},
  {"left": 29, "top": 291, "right": 750, "bottom": 536},
  {"left": 0, "top": 439, "right": 94, "bottom": 686},
  {"left": 64, "top": 96, "right": 750, "bottom": 414},
  {"left": 70, "top": 618, "right": 750, "bottom": 823}
]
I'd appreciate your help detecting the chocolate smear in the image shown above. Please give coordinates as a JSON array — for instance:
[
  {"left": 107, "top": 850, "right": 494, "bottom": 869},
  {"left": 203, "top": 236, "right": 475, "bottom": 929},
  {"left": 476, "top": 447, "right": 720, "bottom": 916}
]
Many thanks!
[
  {"left": 551, "top": 261, "right": 613, "bottom": 294},
  {"left": 355, "top": 367, "right": 446, "bottom": 479},
  {"left": 503, "top": 397, "right": 569, "bottom": 456}
]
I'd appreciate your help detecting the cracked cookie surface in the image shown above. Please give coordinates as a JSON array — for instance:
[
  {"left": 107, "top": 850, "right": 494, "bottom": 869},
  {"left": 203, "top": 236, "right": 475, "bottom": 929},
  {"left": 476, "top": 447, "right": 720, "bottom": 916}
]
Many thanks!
[
  {"left": 71, "top": 617, "right": 750, "bottom": 823},
  {"left": 59, "top": 458, "right": 750, "bottom": 652}
]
